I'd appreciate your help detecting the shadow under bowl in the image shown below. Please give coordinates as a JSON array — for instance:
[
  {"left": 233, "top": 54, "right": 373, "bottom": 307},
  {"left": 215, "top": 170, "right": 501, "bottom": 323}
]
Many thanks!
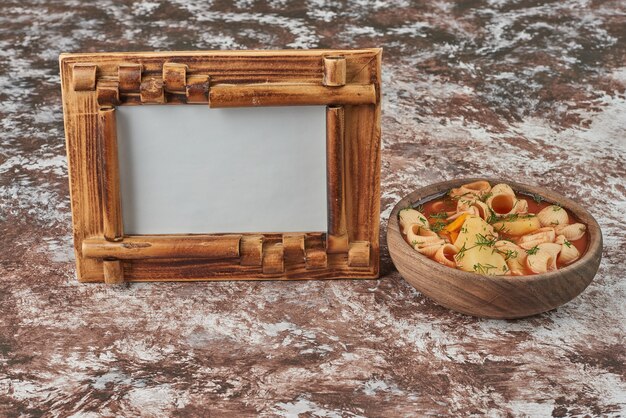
[{"left": 386, "top": 178, "right": 603, "bottom": 319}]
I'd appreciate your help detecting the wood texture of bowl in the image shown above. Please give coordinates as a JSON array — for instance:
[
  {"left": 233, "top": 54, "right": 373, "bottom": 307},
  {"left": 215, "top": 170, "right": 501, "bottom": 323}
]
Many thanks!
[{"left": 387, "top": 178, "right": 603, "bottom": 319}]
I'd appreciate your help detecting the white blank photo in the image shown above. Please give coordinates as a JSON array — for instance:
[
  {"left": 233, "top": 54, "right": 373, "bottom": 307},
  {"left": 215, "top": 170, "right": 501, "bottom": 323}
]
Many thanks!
[{"left": 116, "top": 105, "right": 327, "bottom": 234}]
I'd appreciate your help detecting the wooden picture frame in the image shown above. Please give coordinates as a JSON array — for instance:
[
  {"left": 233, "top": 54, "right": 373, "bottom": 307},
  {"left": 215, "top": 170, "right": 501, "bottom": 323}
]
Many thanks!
[{"left": 59, "top": 49, "right": 382, "bottom": 283}]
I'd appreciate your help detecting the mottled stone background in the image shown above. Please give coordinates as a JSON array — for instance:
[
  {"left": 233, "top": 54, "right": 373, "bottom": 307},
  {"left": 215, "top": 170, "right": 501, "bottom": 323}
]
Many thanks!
[{"left": 1, "top": 0, "right": 625, "bottom": 416}]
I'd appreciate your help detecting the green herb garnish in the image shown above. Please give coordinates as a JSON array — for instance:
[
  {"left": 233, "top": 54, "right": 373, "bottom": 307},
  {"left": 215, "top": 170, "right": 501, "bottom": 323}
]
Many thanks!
[
  {"left": 526, "top": 246, "right": 540, "bottom": 255},
  {"left": 486, "top": 208, "right": 499, "bottom": 224},
  {"left": 430, "top": 221, "right": 446, "bottom": 233},
  {"left": 429, "top": 212, "right": 448, "bottom": 219},
  {"left": 456, "top": 244, "right": 468, "bottom": 260},
  {"left": 475, "top": 233, "right": 497, "bottom": 249},
  {"left": 473, "top": 263, "right": 497, "bottom": 274},
  {"left": 493, "top": 223, "right": 507, "bottom": 234},
  {"left": 498, "top": 213, "right": 520, "bottom": 222},
  {"left": 500, "top": 249, "right": 518, "bottom": 261}
]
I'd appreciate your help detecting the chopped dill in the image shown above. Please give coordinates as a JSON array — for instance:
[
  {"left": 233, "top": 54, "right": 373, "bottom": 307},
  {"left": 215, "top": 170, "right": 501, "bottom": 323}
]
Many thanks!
[
  {"left": 552, "top": 205, "right": 562, "bottom": 211},
  {"left": 563, "top": 240, "right": 573, "bottom": 248},
  {"left": 500, "top": 249, "right": 518, "bottom": 261},
  {"left": 479, "top": 192, "right": 493, "bottom": 202},
  {"left": 456, "top": 244, "right": 468, "bottom": 260},
  {"left": 497, "top": 213, "right": 520, "bottom": 222},
  {"left": 493, "top": 223, "right": 506, "bottom": 234},
  {"left": 473, "top": 263, "right": 497, "bottom": 274},
  {"left": 486, "top": 208, "right": 499, "bottom": 224},
  {"left": 526, "top": 246, "right": 540, "bottom": 255},
  {"left": 430, "top": 221, "right": 446, "bottom": 233},
  {"left": 429, "top": 212, "right": 449, "bottom": 219},
  {"left": 474, "top": 233, "right": 497, "bottom": 249},
  {"left": 532, "top": 194, "right": 543, "bottom": 204}
]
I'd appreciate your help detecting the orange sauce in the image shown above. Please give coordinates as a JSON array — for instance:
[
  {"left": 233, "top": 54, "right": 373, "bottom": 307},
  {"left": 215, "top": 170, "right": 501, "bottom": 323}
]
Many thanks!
[{"left": 412, "top": 191, "right": 588, "bottom": 275}]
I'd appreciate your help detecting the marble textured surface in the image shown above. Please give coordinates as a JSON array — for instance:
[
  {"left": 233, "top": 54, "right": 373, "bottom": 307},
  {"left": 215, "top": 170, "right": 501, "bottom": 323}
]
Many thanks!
[{"left": 1, "top": 0, "right": 625, "bottom": 416}]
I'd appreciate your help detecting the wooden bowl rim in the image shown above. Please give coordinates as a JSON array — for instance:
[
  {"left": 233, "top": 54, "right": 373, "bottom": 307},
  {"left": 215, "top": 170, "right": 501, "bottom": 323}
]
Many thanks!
[{"left": 387, "top": 178, "right": 603, "bottom": 285}]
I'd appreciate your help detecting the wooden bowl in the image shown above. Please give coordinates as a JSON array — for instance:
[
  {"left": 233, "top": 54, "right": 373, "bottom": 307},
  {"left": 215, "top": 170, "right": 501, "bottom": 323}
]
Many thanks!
[{"left": 387, "top": 178, "right": 603, "bottom": 319}]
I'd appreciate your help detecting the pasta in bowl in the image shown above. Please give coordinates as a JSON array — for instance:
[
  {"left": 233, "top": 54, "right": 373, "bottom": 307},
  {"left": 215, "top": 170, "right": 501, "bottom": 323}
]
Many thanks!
[{"left": 387, "top": 179, "right": 602, "bottom": 318}]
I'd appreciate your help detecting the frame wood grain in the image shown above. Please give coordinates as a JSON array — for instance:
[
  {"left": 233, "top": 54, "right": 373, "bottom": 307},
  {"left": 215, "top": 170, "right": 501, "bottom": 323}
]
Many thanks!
[{"left": 59, "top": 49, "right": 382, "bottom": 283}]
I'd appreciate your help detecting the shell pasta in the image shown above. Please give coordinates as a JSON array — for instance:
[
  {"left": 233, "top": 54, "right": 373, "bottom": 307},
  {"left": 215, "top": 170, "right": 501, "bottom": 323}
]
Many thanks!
[{"left": 400, "top": 181, "right": 588, "bottom": 276}]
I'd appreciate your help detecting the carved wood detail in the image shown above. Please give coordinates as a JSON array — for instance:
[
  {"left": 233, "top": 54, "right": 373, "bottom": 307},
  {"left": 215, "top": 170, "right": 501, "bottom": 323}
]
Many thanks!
[{"left": 60, "top": 49, "right": 382, "bottom": 282}]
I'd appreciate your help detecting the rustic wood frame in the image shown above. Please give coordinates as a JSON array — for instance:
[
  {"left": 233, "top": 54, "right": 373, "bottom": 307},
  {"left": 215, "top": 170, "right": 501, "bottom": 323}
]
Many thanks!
[{"left": 59, "top": 49, "right": 382, "bottom": 283}]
